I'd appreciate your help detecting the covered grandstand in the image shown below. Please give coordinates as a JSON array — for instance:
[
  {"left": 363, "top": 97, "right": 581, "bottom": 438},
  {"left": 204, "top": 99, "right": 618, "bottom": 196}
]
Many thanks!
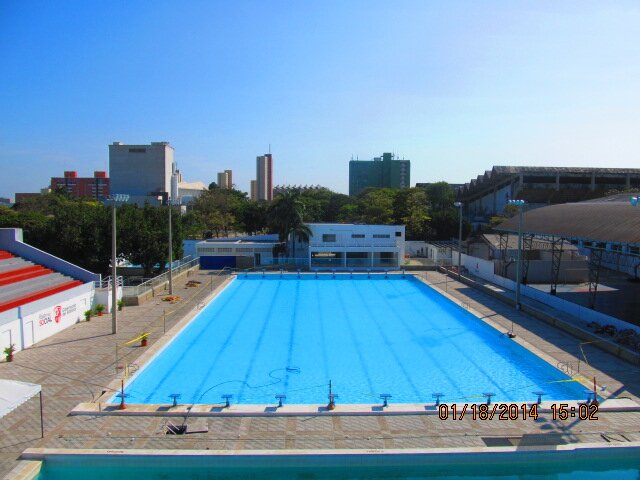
[{"left": 458, "top": 166, "right": 640, "bottom": 218}]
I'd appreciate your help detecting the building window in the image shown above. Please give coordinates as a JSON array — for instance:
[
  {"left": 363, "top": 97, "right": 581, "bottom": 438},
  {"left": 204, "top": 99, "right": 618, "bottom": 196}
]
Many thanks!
[
  {"left": 217, "top": 248, "right": 232, "bottom": 253},
  {"left": 395, "top": 231, "right": 402, "bottom": 237},
  {"left": 373, "top": 234, "right": 390, "bottom": 239},
  {"left": 611, "top": 244, "right": 622, "bottom": 252},
  {"left": 595, "top": 242, "right": 606, "bottom": 250},
  {"left": 322, "top": 234, "right": 336, "bottom": 242},
  {"left": 351, "top": 234, "right": 365, "bottom": 238},
  {"left": 129, "top": 148, "right": 146, "bottom": 153},
  {"left": 630, "top": 246, "right": 639, "bottom": 255}
]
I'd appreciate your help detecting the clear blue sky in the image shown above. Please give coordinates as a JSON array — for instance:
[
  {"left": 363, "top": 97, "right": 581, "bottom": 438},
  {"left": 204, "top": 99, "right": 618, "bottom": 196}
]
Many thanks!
[{"left": 1, "top": 1, "right": 639, "bottom": 200}]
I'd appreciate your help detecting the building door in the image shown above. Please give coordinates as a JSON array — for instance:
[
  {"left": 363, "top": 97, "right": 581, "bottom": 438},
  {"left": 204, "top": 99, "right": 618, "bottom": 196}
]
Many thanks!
[
  {"left": 254, "top": 253, "right": 261, "bottom": 266},
  {"left": 24, "top": 321, "right": 34, "bottom": 347}
]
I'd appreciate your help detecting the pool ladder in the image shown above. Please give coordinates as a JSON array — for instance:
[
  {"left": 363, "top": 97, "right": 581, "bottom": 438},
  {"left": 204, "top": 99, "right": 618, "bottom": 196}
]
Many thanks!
[{"left": 557, "top": 360, "right": 580, "bottom": 376}]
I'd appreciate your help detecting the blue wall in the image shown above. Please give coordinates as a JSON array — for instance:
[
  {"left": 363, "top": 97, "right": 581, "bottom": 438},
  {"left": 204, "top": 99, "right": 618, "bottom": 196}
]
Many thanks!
[{"left": 199, "top": 256, "right": 236, "bottom": 270}]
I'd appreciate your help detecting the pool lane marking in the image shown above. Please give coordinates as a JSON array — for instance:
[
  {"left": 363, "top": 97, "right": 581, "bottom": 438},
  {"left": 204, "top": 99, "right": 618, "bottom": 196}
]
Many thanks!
[
  {"left": 196, "top": 278, "right": 275, "bottom": 403},
  {"left": 411, "top": 277, "right": 579, "bottom": 402},
  {"left": 117, "top": 275, "right": 239, "bottom": 403},
  {"left": 388, "top": 279, "right": 516, "bottom": 401},
  {"left": 282, "top": 279, "right": 301, "bottom": 393},
  {"left": 331, "top": 280, "right": 376, "bottom": 399},
  {"left": 350, "top": 280, "right": 422, "bottom": 399},
  {"left": 137, "top": 279, "right": 246, "bottom": 402},
  {"left": 373, "top": 279, "right": 464, "bottom": 398},
  {"left": 236, "top": 280, "right": 284, "bottom": 402},
  {"left": 315, "top": 279, "right": 330, "bottom": 383}
]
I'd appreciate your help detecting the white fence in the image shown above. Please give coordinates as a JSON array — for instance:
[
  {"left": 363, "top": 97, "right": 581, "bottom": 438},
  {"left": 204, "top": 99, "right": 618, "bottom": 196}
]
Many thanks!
[
  {"left": 460, "top": 253, "right": 640, "bottom": 334},
  {"left": 122, "top": 258, "right": 200, "bottom": 297}
]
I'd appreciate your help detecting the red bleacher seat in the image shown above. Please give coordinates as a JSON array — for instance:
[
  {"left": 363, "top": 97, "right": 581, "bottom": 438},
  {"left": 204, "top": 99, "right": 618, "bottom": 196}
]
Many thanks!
[
  {"left": 0, "top": 250, "right": 14, "bottom": 260},
  {"left": 0, "top": 280, "right": 83, "bottom": 313},
  {"left": 0, "top": 266, "right": 53, "bottom": 286}
]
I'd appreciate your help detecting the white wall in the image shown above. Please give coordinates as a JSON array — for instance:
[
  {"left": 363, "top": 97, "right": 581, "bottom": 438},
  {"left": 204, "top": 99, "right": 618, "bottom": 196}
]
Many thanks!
[
  {"left": 1, "top": 283, "right": 94, "bottom": 353},
  {"left": 461, "top": 253, "right": 640, "bottom": 334}
]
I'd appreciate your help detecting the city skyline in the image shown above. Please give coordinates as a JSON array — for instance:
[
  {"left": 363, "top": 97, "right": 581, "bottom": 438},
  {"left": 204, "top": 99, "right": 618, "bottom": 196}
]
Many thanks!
[{"left": 2, "top": 2, "right": 640, "bottom": 200}]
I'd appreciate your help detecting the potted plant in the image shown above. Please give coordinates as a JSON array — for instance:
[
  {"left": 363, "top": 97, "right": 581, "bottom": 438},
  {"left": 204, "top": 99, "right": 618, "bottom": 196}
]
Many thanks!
[
  {"left": 4, "top": 344, "right": 15, "bottom": 362},
  {"left": 140, "top": 332, "right": 149, "bottom": 347},
  {"left": 117, "top": 299, "right": 125, "bottom": 311},
  {"left": 84, "top": 310, "right": 92, "bottom": 322},
  {"left": 94, "top": 304, "right": 105, "bottom": 316}
]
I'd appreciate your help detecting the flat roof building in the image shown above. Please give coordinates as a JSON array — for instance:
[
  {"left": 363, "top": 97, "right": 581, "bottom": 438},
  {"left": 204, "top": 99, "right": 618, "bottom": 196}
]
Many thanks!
[
  {"left": 50, "top": 171, "right": 110, "bottom": 200},
  {"left": 109, "top": 141, "right": 175, "bottom": 205},
  {"left": 349, "top": 152, "right": 410, "bottom": 196}
]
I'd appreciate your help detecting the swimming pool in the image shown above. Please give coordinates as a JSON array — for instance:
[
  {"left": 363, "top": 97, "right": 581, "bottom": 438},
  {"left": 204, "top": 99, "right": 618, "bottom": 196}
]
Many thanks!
[
  {"left": 115, "top": 275, "right": 586, "bottom": 405},
  {"left": 31, "top": 446, "right": 640, "bottom": 479}
]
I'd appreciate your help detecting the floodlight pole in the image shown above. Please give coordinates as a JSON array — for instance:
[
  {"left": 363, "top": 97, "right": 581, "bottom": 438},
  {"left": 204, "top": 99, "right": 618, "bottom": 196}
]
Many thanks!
[
  {"left": 454, "top": 202, "right": 463, "bottom": 280},
  {"left": 508, "top": 199, "right": 526, "bottom": 311},
  {"left": 168, "top": 198, "right": 173, "bottom": 295},
  {"left": 111, "top": 201, "right": 117, "bottom": 333}
]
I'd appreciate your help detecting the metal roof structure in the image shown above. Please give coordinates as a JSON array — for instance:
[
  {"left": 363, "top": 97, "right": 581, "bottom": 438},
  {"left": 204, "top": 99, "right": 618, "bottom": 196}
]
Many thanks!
[
  {"left": 459, "top": 165, "right": 640, "bottom": 198},
  {"left": 496, "top": 200, "right": 640, "bottom": 245}
]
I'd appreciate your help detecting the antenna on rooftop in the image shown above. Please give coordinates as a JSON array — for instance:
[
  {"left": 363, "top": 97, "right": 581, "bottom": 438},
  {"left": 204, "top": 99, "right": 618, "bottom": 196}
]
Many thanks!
[{"left": 269, "top": 143, "right": 271, "bottom": 154}]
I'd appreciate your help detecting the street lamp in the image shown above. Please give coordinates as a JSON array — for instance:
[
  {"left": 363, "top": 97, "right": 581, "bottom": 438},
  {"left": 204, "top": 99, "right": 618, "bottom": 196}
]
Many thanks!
[
  {"left": 109, "top": 194, "right": 129, "bottom": 334},
  {"left": 168, "top": 197, "right": 173, "bottom": 295},
  {"left": 508, "top": 199, "right": 526, "bottom": 311},
  {"left": 453, "top": 201, "right": 463, "bottom": 279}
]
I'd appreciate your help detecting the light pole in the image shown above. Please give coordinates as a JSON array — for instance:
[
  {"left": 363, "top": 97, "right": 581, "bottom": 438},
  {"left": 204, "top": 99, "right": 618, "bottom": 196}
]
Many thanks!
[
  {"left": 508, "top": 199, "right": 526, "bottom": 310},
  {"left": 168, "top": 197, "right": 173, "bottom": 295},
  {"left": 109, "top": 194, "right": 129, "bottom": 334},
  {"left": 453, "top": 201, "right": 463, "bottom": 279}
]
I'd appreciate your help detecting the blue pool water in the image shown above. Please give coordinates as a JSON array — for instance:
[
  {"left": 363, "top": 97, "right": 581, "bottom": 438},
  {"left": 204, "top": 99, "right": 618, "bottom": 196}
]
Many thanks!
[
  {"left": 117, "top": 275, "right": 586, "bottom": 405},
  {"left": 34, "top": 448, "right": 640, "bottom": 479}
]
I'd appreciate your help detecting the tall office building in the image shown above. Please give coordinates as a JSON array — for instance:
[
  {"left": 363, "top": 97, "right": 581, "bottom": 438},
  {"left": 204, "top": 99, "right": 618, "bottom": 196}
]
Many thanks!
[
  {"left": 217, "top": 170, "right": 233, "bottom": 190},
  {"left": 250, "top": 180, "right": 258, "bottom": 201},
  {"left": 348, "top": 152, "right": 410, "bottom": 196},
  {"left": 109, "top": 141, "right": 175, "bottom": 205},
  {"left": 256, "top": 153, "right": 273, "bottom": 201}
]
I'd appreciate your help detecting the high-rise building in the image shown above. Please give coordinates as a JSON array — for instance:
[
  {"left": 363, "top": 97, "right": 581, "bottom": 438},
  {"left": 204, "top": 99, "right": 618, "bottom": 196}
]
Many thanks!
[
  {"left": 217, "top": 170, "right": 233, "bottom": 190},
  {"left": 256, "top": 153, "right": 273, "bottom": 201},
  {"left": 250, "top": 180, "right": 258, "bottom": 201},
  {"left": 348, "top": 152, "right": 410, "bottom": 196},
  {"left": 50, "top": 171, "right": 110, "bottom": 200},
  {"left": 109, "top": 141, "right": 175, "bottom": 205}
]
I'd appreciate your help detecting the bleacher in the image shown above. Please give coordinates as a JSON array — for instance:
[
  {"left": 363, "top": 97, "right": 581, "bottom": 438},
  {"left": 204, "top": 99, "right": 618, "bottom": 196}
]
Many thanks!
[{"left": 0, "top": 250, "right": 83, "bottom": 313}]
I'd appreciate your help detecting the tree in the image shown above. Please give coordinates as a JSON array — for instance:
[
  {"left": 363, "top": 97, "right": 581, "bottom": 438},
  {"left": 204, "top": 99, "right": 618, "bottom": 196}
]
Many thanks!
[
  {"left": 359, "top": 188, "right": 396, "bottom": 224},
  {"left": 268, "top": 192, "right": 307, "bottom": 256}
]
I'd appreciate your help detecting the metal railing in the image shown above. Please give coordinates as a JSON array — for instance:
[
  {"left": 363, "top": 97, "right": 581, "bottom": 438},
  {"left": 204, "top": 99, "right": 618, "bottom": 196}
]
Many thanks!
[
  {"left": 94, "top": 276, "right": 123, "bottom": 289},
  {"left": 122, "top": 257, "right": 200, "bottom": 297}
]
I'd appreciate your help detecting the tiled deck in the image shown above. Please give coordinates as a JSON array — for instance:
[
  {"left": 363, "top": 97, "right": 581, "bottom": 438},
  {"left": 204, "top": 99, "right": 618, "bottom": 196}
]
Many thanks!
[{"left": 2, "top": 271, "right": 640, "bottom": 478}]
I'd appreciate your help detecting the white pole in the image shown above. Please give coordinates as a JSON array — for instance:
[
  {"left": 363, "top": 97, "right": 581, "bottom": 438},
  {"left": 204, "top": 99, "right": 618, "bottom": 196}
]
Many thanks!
[
  {"left": 111, "top": 202, "right": 117, "bottom": 334},
  {"left": 168, "top": 200, "right": 173, "bottom": 295},
  {"left": 515, "top": 205, "right": 523, "bottom": 310}
]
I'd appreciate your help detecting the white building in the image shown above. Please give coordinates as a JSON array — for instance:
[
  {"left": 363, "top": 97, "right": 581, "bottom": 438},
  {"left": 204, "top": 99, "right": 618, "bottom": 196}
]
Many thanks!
[
  {"left": 196, "top": 235, "right": 281, "bottom": 269},
  {"left": 306, "top": 224, "right": 405, "bottom": 270},
  {"left": 178, "top": 180, "right": 208, "bottom": 205}
]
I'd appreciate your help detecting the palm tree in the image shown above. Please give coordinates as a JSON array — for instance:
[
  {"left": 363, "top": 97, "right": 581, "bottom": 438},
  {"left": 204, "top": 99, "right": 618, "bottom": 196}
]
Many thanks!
[
  {"left": 267, "top": 192, "right": 312, "bottom": 260},
  {"left": 289, "top": 222, "right": 312, "bottom": 262}
]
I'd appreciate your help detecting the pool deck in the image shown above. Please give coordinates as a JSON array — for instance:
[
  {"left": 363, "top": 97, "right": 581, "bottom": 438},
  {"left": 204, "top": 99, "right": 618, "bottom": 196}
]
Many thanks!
[{"left": 2, "top": 270, "right": 640, "bottom": 478}]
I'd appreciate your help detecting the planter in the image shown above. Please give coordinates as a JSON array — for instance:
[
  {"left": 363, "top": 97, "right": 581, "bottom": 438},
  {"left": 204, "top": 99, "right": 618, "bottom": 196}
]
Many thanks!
[
  {"left": 5, "top": 354, "right": 12, "bottom": 362},
  {"left": 141, "top": 338, "right": 148, "bottom": 347}
]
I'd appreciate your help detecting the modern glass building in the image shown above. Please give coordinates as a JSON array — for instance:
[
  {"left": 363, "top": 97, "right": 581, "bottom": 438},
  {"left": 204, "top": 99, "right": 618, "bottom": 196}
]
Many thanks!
[{"left": 348, "top": 152, "right": 410, "bottom": 195}]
